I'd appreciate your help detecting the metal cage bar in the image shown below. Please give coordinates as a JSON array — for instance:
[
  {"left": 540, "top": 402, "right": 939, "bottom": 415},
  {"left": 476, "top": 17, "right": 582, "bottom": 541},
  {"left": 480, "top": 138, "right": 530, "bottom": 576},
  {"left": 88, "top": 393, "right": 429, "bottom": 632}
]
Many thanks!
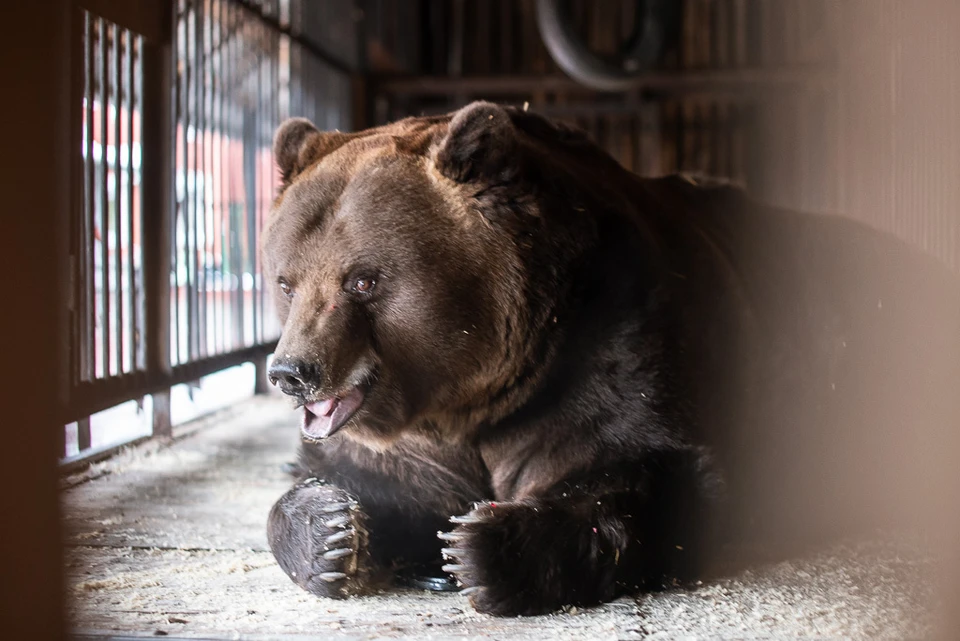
[{"left": 64, "top": 0, "right": 356, "bottom": 461}]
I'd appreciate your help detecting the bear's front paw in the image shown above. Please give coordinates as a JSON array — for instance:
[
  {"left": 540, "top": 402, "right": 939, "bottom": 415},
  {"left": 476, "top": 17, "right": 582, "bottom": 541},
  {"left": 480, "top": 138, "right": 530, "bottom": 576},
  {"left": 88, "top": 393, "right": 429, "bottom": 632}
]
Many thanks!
[
  {"left": 267, "top": 479, "right": 373, "bottom": 598},
  {"left": 439, "top": 500, "right": 607, "bottom": 616}
]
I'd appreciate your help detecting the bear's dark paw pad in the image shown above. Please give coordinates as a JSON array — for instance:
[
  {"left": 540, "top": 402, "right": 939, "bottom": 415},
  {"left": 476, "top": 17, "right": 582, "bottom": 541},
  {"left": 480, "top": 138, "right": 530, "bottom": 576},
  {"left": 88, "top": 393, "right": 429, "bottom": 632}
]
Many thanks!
[
  {"left": 438, "top": 501, "right": 549, "bottom": 616},
  {"left": 268, "top": 480, "right": 371, "bottom": 599}
]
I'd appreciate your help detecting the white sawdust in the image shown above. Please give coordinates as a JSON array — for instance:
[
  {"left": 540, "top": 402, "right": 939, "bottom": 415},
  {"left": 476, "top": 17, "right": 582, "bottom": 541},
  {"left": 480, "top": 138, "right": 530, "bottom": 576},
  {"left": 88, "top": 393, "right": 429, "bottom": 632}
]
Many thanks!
[{"left": 64, "top": 397, "right": 941, "bottom": 640}]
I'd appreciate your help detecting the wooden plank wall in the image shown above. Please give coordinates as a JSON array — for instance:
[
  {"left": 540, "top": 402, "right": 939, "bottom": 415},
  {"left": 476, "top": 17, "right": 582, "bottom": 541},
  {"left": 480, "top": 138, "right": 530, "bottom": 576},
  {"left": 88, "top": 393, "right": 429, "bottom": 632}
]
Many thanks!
[{"left": 365, "top": 0, "right": 839, "bottom": 201}]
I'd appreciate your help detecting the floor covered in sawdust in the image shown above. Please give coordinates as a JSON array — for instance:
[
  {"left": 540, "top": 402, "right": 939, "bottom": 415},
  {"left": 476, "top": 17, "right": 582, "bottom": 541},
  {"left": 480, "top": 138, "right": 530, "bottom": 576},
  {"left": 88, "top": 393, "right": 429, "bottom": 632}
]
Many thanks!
[{"left": 64, "top": 396, "right": 939, "bottom": 640}]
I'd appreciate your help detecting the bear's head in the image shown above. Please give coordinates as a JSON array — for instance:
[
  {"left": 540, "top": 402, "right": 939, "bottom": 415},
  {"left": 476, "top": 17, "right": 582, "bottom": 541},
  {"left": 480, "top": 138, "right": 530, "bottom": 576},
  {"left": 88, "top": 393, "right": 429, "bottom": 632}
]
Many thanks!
[{"left": 262, "top": 102, "right": 638, "bottom": 448}]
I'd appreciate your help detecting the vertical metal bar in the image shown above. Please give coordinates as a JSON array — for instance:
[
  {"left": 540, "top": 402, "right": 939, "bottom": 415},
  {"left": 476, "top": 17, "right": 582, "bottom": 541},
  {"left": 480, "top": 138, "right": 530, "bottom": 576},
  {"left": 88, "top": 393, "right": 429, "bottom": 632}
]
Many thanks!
[
  {"left": 128, "top": 34, "right": 139, "bottom": 370},
  {"left": 252, "top": 19, "right": 263, "bottom": 347},
  {"left": 186, "top": 0, "right": 196, "bottom": 362},
  {"left": 115, "top": 27, "right": 125, "bottom": 374},
  {"left": 207, "top": 0, "right": 216, "bottom": 357},
  {"left": 67, "top": 6, "right": 87, "bottom": 459},
  {"left": 198, "top": 0, "right": 207, "bottom": 359},
  {"left": 225, "top": 0, "right": 234, "bottom": 350},
  {"left": 142, "top": 0, "right": 175, "bottom": 437},
  {"left": 250, "top": 17, "right": 256, "bottom": 347},
  {"left": 198, "top": 0, "right": 208, "bottom": 359},
  {"left": 257, "top": 24, "right": 266, "bottom": 347},
  {"left": 224, "top": 0, "right": 233, "bottom": 353},
  {"left": 172, "top": 3, "right": 183, "bottom": 366},
  {"left": 183, "top": 0, "right": 193, "bottom": 362},
  {"left": 202, "top": 0, "right": 211, "bottom": 357},
  {"left": 77, "top": 416, "right": 92, "bottom": 452},
  {"left": 211, "top": 0, "right": 221, "bottom": 356},
  {"left": 191, "top": 0, "right": 201, "bottom": 361},
  {"left": 248, "top": 17, "right": 256, "bottom": 348},
  {"left": 100, "top": 18, "right": 112, "bottom": 378},
  {"left": 84, "top": 12, "right": 96, "bottom": 383},
  {"left": 217, "top": 0, "right": 227, "bottom": 355},
  {"left": 222, "top": 0, "right": 231, "bottom": 353},
  {"left": 254, "top": 5, "right": 260, "bottom": 344},
  {"left": 265, "top": 20, "right": 274, "bottom": 336},
  {"left": 260, "top": 22, "right": 275, "bottom": 343},
  {"left": 182, "top": 1, "right": 192, "bottom": 364},
  {"left": 232, "top": 0, "right": 241, "bottom": 351},
  {"left": 238, "top": 22, "right": 249, "bottom": 349},
  {"left": 153, "top": 390, "right": 173, "bottom": 438},
  {"left": 209, "top": 0, "right": 217, "bottom": 358},
  {"left": 210, "top": 0, "right": 222, "bottom": 354},
  {"left": 208, "top": 3, "right": 216, "bottom": 354}
]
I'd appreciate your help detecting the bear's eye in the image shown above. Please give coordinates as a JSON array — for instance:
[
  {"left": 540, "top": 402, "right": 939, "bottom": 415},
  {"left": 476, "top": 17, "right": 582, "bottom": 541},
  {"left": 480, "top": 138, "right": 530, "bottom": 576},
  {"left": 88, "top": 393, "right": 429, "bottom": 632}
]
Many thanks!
[
  {"left": 352, "top": 277, "right": 376, "bottom": 294},
  {"left": 278, "top": 280, "right": 293, "bottom": 298}
]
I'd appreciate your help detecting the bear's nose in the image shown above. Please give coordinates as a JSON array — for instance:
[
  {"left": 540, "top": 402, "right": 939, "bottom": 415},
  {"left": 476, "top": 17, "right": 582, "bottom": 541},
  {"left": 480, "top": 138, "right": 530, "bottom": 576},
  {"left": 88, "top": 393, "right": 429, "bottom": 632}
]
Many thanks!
[{"left": 268, "top": 358, "right": 322, "bottom": 396}]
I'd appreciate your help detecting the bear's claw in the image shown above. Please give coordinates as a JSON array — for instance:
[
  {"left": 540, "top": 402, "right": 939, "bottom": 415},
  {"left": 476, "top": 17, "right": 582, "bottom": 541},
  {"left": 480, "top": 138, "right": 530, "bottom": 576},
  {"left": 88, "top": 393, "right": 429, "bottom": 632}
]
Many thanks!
[
  {"left": 323, "top": 515, "right": 350, "bottom": 529},
  {"left": 325, "top": 528, "right": 354, "bottom": 545},
  {"left": 436, "top": 530, "right": 464, "bottom": 542},
  {"left": 309, "top": 500, "right": 368, "bottom": 597},
  {"left": 438, "top": 503, "right": 501, "bottom": 602},
  {"left": 449, "top": 514, "right": 483, "bottom": 524},
  {"left": 440, "top": 500, "right": 573, "bottom": 615},
  {"left": 323, "top": 547, "right": 354, "bottom": 560},
  {"left": 320, "top": 501, "right": 356, "bottom": 513},
  {"left": 319, "top": 571, "right": 348, "bottom": 582},
  {"left": 268, "top": 483, "right": 371, "bottom": 599}
]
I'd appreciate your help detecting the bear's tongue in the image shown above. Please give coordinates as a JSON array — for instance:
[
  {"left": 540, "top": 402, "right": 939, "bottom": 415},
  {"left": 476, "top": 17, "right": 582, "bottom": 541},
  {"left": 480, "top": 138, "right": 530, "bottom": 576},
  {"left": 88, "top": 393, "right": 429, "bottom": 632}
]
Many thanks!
[{"left": 301, "top": 386, "right": 366, "bottom": 440}]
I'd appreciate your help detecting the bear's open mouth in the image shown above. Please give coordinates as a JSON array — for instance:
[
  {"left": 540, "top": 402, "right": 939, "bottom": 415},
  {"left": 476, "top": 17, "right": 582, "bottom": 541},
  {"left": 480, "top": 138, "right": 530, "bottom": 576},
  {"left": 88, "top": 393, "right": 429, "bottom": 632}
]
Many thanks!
[{"left": 301, "top": 383, "right": 369, "bottom": 441}]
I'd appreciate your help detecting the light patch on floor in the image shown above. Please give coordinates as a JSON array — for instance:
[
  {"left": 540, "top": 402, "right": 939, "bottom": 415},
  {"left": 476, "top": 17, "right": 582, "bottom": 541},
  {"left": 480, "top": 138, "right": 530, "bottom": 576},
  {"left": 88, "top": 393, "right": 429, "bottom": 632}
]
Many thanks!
[{"left": 64, "top": 396, "right": 939, "bottom": 640}]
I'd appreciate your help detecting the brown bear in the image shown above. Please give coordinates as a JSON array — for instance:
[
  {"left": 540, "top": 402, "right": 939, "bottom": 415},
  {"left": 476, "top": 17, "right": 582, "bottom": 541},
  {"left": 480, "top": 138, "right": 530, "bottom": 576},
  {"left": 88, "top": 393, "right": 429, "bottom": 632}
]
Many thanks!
[{"left": 261, "top": 101, "right": 960, "bottom": 616}]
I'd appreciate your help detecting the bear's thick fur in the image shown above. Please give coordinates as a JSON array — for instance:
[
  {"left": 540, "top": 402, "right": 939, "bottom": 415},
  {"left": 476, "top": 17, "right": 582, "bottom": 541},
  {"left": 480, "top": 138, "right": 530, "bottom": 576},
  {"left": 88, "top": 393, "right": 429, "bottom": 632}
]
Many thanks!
[{"left": 261, "top": 102, "right": 960, "bottom": 616}]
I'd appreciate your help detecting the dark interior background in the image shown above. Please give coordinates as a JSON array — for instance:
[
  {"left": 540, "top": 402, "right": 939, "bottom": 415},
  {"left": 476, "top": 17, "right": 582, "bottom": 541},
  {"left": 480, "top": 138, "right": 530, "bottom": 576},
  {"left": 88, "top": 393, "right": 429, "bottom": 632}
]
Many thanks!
[{"left": 361, "top": 0, "right": 960, "bottom": 276}]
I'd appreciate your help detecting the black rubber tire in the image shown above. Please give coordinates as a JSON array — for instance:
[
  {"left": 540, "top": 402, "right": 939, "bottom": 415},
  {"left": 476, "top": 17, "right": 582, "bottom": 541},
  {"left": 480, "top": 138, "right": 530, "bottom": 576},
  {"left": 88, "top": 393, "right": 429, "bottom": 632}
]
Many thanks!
[{"left": 535, "top": 0, "right": 680, "bottom": 92}]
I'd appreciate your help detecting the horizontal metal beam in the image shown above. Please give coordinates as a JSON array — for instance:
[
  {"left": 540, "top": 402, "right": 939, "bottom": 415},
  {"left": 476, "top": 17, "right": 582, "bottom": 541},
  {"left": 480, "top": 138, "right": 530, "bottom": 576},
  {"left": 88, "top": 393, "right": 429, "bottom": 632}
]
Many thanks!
[
  {"left": 62, "top": 341, "right": 277, "bottom": 423},
  {"left": 373, "top": 68, "right": 837, "bottom": 97},
  {"left": 60, "top": 434, "right": 154, "bottom": 476}
]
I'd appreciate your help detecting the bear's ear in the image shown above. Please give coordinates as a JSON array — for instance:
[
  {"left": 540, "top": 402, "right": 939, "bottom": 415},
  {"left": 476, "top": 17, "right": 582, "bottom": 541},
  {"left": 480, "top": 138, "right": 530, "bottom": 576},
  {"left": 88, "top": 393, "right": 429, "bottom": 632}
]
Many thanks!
[
  {"left": 273, "top": 118, "right": 348, "bottom": 185},
  {"left": 434, "top": 102, "right": 519, "bottom": 184}
]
